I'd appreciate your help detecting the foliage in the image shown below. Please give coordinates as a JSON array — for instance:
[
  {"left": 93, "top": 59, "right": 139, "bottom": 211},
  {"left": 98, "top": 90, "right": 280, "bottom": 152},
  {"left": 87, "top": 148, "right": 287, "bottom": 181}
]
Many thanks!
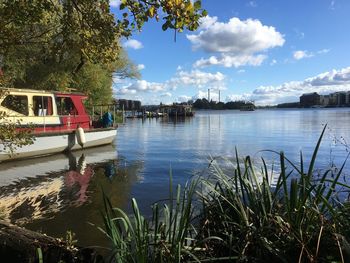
[
  {"left": 1, "top": 2, "right": 139, "bottom": 105},
  {"left": 0, "top": 0, "right": 205, "bottom": 103},
  {"left": 276, "top": 102, "right": 300, "bottom": 108},
  {"left": 193, "top": 98, "right": 254, "bottom": 110},
  {"left": 100, "top": 125, "right": 350, "bottom": 262},
  {"left": 0, "top": 0, "right": 205, "bottom": 79},
  {"left": 100, "top": 175, "right": 209, "bottom": 262},
  {"left": 119, "top": 0, "right": 207, "bottom": 41},
  {"left": 0, "top": 90, "right": 35, "bottom": 156},
  {"left": 64, "top": 230, "right": 78, "bottom": 250}
]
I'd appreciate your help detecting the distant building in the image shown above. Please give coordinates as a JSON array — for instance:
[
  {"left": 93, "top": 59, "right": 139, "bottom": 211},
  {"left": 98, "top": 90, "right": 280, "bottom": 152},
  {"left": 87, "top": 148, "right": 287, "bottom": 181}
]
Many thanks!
[
  {"left": 305, "top": 91, "right": 350, "bottom": 107},
  {"left": 328, "top": 93, "right": 337, "bottom": 106},
  {"left": 328, "top": 91, "right": 347, "bottom": 106},
  {"left": 346, "top": 91, "right": 350, "bottom": 105},
  {"left": 300, "top": 92, "right": 320, "bottom": 107},
  {"left": 116, "top": 99, "right": 141, "bottom": 110},
  {"left": 320, "top": 95, "right": 329, "bottom": 106}
]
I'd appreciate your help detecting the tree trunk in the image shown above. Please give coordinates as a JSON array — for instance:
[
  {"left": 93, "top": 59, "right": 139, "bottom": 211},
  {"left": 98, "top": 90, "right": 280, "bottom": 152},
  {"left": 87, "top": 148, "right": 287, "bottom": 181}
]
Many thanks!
[{"left": 0, "top": 220, "right": 103, "bottom": 262}]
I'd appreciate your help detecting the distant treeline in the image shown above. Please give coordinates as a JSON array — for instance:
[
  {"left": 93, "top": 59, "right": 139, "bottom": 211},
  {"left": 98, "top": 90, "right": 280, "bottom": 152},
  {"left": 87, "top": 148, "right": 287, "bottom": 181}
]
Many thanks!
[
  {"left": 276, "top": 102, "right": 300, "bottom": 108},
  {"left": 193, "top": 98, "right": 254, "bottom": 110}
]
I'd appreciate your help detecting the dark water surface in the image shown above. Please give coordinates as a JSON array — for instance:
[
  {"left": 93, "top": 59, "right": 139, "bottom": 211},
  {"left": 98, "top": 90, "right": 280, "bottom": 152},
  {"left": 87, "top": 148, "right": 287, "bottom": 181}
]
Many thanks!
[{"left": 1, "top": 109, "right": 350, "bottom": 249}]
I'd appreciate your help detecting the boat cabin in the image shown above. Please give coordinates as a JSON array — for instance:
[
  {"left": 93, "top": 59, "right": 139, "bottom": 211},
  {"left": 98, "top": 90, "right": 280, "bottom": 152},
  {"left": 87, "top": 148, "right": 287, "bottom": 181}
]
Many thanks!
[{"left": 0, "top": 88, "right": 91, "bottom": 133}]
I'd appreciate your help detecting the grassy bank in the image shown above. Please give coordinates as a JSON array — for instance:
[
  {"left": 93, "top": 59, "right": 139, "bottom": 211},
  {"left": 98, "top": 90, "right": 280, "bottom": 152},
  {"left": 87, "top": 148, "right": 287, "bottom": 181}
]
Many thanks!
[{"left": 101, "top": 125, "right": 350, "bottom": 262}]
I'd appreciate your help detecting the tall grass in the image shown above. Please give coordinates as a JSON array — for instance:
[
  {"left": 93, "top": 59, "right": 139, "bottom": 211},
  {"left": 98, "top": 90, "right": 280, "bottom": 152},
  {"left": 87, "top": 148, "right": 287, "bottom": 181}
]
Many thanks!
[
  {"left": 100, "top": 175, "right": 216, "bottom": 262},
  {"left": 100, "top": 125, "right": 350, "bottom": 262}
]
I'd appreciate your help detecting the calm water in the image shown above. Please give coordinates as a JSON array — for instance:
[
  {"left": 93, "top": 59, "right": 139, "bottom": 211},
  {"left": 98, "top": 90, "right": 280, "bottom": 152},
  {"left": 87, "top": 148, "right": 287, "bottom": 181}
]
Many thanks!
[{"left": 0, "top": 109, "right": 350, "bottom": 249}]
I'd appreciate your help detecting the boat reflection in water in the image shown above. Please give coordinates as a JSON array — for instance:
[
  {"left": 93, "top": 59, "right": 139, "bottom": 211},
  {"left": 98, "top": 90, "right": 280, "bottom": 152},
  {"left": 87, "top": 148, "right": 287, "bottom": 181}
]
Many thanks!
[{"left": 0, "top": 145, "right": 143, "bottom": 249}]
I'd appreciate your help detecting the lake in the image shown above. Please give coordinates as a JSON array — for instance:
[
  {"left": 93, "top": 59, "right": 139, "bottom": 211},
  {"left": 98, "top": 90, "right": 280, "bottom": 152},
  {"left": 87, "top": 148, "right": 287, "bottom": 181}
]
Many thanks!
[{"left": 0, "top": 108, "right": 350, "bottom": 250}]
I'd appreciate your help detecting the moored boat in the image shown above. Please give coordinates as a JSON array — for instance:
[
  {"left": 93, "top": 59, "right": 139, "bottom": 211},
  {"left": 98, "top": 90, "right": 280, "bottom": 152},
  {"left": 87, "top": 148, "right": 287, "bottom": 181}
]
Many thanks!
[
  {"left": 239, "top": 104, "right": 255, "bottom": 111},
  {"left": 0, "top": 88, "right": 117, "bottom": 161}
]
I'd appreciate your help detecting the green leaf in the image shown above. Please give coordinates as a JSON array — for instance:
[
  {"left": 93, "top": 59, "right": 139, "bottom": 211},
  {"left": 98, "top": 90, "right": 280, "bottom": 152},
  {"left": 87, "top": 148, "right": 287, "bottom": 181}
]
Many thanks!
[
  {"left": 162, "top": 22, "right": 168, "bottom": 31},
  {"left": 194, "top": 0, "right": 201, "bottom": 9}
]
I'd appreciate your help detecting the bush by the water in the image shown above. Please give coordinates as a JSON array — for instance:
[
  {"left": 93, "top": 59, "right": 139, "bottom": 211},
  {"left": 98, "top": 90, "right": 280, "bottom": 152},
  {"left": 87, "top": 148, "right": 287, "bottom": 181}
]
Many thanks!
[{"left": 101, "top": 125, "right": 350, "bottom": 262}]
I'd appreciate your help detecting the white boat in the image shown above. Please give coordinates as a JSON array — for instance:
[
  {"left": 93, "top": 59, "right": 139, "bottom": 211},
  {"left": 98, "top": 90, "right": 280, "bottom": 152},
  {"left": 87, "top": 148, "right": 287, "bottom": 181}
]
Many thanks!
[{"left": 0, "top": 88, "right": 117, "bottom": 161}]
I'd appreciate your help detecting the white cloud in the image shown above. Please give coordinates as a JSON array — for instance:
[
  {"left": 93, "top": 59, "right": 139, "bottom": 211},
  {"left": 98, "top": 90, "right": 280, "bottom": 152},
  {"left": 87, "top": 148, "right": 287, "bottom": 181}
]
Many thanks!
[
  {"left": 270, "top": 59, "right": 277, "bottom": 66},
  {"left": 114, "top": 69, "right": 227, "bottom": 98},
  {"left": 293, "top": 28, "right": 305, "bottom": 39},
  {"left": 194, "top": 54, "right": 266, "bottom": 68},
  {"left": 177, "top": 95, "right": 192, "bottom": 103},
  {"left": 226, "top": 67, "right": 350, "bottom": 105},
  {"left": 123, "top": 39, "right": 144, "bottom": 50},
  {"left": 318, "top": 49, "right": 330, "bottom": 54},
  {"left": 330, "top": 0, "right": 336, "bottom": 10},
  {"left": 293, "top": 49, "right": 329, "bottom": 60},
  {"left": 187, "top": 16, "right": 285, "bottom": 54},
  {"left": 110, "top": 0, "right": 121, "bottom": 8},
  {"left": 226, "top": 93, "right": 252, "bottom": 102},
  {"left": 293, "top": 50, "right": 314, "bottom": 60},
  {"left": 193, "top": 90, "right": 208, "bottom": 100},
  {"left": 161, "top": 92, "right": 172, "bottom": 97},
  {"left": 116, "top": 80, "right": 166, "bottom": 95},
  {"left": 247, "top": 1, "right": 258, "bottom": 8},
  {"left": 168, "top": 70, "right": 226, "bottom": 89},
  {"left": 179, "top": 70, "right": 225, "bottom": 84},
  {"left": 192, "top": 90, "right": 220, "bottom": 102},
  {"left": 188, "top": 16, "right": 284, "bottom": 68},
  {"left": 237, "top": 69, "right": 246, "bottom": 74},
  {"left": 137, "top": 64, "right": 145, "bottom": 70},
  {"left": 198, "top": 15, "right": 218, "bottom": 30}
]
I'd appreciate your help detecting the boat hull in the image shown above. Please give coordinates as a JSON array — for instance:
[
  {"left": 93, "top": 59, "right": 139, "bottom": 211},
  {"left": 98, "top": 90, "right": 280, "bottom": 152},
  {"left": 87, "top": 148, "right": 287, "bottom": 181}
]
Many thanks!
[{"left": 0, "top": 128, "right": 117, "bottom": 162}]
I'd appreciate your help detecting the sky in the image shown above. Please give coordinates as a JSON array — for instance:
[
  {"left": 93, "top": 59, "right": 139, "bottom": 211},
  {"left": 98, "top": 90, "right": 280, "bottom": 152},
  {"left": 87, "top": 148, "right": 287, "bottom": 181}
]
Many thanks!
[{"left": 110, "top": 0, "right": 350, "bottom": 106}]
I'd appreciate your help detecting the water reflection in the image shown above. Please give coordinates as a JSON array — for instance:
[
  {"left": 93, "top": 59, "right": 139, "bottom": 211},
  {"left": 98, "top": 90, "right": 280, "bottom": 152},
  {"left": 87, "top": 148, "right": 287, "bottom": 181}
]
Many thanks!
[{"left": 0, "top": 145, "right": 143, "bottom": 248}]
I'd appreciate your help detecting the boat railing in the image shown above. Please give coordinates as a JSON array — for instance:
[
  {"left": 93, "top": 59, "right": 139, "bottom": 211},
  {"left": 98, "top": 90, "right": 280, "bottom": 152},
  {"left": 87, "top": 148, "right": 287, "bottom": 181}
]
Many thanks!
[{"left": 90, "top": 104, "right": 123, "bottom": 127}]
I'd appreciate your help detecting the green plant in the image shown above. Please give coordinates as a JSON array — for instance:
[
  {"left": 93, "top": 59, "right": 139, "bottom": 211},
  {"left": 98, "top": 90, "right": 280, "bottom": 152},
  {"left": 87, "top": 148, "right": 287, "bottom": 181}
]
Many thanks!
[
  {"left": 100, "top": 173, "right": 217, "bottom": 263},
  {"left": 65, "top": 230, "right": 78, "bottom": 250},
  {"left": 198, "top": 125, "right": 350, "bottom": 262},
  {"left": 36, "top": 247, "right": 43, "bottom": 263}
]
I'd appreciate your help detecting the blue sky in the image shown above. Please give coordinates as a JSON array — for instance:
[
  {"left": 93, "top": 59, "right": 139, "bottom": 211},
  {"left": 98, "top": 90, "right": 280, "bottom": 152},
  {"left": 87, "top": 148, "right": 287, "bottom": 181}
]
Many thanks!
[{"left": 110, "top": 0, "right": 350, "bottom": 105}]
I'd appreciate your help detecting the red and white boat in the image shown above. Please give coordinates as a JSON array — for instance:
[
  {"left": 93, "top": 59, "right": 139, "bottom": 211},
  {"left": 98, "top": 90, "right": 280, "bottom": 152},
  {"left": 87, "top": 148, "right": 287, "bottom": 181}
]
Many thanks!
[{"left": 0, "top": 88, "right": 117, "bottom": 161}]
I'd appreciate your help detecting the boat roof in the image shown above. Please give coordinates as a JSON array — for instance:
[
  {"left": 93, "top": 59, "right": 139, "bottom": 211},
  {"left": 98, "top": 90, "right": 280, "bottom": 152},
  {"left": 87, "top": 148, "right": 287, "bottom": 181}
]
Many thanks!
[{"left": 1, "top": 88, "right": 86, "bottom": 96}]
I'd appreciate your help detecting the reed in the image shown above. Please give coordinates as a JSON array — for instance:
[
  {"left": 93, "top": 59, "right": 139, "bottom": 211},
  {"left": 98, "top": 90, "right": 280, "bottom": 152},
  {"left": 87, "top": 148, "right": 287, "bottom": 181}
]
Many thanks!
[
  {"left": 100, "top": 175, "right": 217, "bottom": 262},
  {"left": 100, "top": 125, "right": 350, "bottom": 262},
  {"left": 199, "top": 124, "right": 350, "bottom": 262}
]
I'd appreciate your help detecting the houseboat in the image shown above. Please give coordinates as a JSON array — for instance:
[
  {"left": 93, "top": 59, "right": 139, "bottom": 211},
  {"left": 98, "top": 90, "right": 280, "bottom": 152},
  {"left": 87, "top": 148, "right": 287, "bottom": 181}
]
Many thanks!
[
  {"left": 162, "top": 104, "right": 195, "bottom": 117},
  {"left": 0, "top": 88, "right": 117, "bottom": 161},
  {"left": 239, "top": 104, "right": 255, "bottom": 111}
]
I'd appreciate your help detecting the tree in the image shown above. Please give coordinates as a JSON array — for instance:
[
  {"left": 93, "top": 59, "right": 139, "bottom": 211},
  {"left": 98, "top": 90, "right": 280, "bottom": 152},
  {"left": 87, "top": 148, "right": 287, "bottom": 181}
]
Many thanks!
[
  {"left": 0, "top": 0, "right": 206, "bottom": 103},
  {"left": 0, "top": 0, "right": 206, "bottom": 83}
]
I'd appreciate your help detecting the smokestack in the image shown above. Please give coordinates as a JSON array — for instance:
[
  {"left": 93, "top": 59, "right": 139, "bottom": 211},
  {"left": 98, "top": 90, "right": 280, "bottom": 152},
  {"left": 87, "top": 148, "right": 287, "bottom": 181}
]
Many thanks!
[
  {"left": 208, "top": 88, "right": 210, "bottom": 101},
  {"left": 219, "top": 90, "right": 221, "bottom": 102}
]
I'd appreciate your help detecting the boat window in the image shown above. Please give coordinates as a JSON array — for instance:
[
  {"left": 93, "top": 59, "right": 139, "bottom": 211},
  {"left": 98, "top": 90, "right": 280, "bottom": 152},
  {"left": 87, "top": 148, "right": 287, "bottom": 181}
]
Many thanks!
[
  {"left": 33, "top": 96, "right": 53, "bottom": 116},
  {"left": 56, "top": 97, "right": 77, "bottom": 115},
  {"left": 1, "top": 95, "right": 28, "bottom": 115}
]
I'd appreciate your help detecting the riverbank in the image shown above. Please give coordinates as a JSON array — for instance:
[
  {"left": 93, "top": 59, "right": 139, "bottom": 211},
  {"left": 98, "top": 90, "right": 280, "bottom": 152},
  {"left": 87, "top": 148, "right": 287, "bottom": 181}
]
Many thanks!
[{"left": 0, "top": 220, "right": 102, "bottom": 262}]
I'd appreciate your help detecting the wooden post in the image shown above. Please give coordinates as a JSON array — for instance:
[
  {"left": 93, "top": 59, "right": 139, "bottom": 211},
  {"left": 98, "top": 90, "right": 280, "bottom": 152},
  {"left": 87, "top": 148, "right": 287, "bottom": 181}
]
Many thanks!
[
  {"left": 113, "top": 104, "right": 116, "bottom": 126},
  {"left": 92, "top": 106, "right": 95, "bottom": 121},
  {"left": 122, "top": 105, "right": 125, "bottom": 123}
]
